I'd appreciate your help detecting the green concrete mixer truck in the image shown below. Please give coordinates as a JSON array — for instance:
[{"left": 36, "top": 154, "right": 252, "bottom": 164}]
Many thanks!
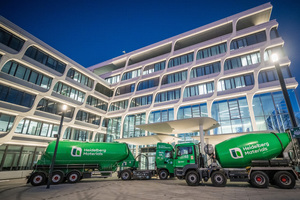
[
  {"left": 27, "top": 141, "right": 174, "bottom": 186},
  {"left": 173, "top": 130, "right": 300, "bottom": 189}
]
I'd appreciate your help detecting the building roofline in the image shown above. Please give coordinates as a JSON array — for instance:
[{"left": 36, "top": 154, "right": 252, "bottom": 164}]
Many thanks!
[{"left": 87, "top": 2, "right": 272, "bottom": 71}]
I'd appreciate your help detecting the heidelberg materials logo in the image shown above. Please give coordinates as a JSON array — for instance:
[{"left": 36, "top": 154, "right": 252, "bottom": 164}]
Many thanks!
[
  {"left": 71, "top": 146, "right": 82, "bottom": 157},
  {"left": 229, "top": 148, "right": 243, "bottom": 159}
]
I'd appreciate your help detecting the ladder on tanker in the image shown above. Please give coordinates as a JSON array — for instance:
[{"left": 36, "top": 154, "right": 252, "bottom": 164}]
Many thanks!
[{"left": 288, "top": 128, "right": 300, "bottom": 167}]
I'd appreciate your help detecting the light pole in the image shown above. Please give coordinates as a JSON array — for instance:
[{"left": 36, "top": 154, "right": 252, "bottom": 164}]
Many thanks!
[
  {"left": 46, "top": 104, "right": 67, "bottom": 189},
  {"left": 271, "top": 54, "right": 299, "bottom": 144}
]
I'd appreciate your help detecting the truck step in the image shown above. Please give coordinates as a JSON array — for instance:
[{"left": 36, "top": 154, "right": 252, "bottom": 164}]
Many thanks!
[
  {"left": 229, "top": 177, "right": 249, "bottom": 182},
  {"left": 132, "top": 170, "right": 153, "bottom": 180},
  {"left": 87, "top": 171, "right": 113, "bottom": 178}
]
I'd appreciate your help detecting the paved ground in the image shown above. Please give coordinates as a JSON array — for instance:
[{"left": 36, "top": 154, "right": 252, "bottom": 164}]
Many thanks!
[{"left": 1, "top": 175, "right": 300, "bottom": 200}]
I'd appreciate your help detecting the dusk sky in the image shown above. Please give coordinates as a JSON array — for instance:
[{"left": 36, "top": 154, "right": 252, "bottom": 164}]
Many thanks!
[{"left": 1, "top": 0, "right": 300, "bottom": 93}]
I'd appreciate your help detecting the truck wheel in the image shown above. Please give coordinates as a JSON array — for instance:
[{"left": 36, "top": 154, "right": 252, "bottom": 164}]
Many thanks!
[
  {"left": 30, "top": 172, "right": 46, "bottom": 186},
  {"left": 273, "top": 171, "right": 296, "bottom": 189},
  {"left": 159, "top": 169, "right": 169, "bottom": 180},
  {"left": 67, "top": 171, "right": 80, "bottom": 183},
  {"left": 120, "top": 170, "right": 132, "bottom": 180},
  {"left": 250, "top": 171, "right": 269, "bottom": 188},
  {"left": 51, "top": 171, "right": 64, "bottom": 184},
  {"left": 185, "top": 170, "right": 199, "bottom": 186},
  {"left": 211, "top": 171, "right": 227, "bottom": 187}
]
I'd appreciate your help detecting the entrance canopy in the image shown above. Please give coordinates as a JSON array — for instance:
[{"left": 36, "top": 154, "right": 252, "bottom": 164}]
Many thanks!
[
  {"left": 114, "top": 134, "right": 180, "bottom": 145},
  {"left": 135, "top": 117, "right": 219, "bottom": 134}
]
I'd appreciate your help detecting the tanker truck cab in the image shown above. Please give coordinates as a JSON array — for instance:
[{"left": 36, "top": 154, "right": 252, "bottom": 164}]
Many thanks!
[
  {"left": 155, "top": 143, "right": 175, "bottom": 179},
  {"left": 173, "top": 143, "right": 201, "bottom": 180}
]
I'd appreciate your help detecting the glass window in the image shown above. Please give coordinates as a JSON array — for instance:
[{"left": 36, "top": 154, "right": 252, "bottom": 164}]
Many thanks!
[
  {"left": 143, "top": 61, "right": 165, "bottom": 75},
  {"left": 25, "top": 46, "right": 66, "bottom": 74},
  {"left": 53, "top": 82, "right": 85, "bottom": 102},
  {"left": 130, "top": 94, "right": 152, "bottom": 107},
  {"left": 212, "top": 97, "right": 252, "bottom": 134},
  {"left": 1, "top": 61, "right": 52, "bottom": 89},
  {"left": 197, "top": 43, "right": 227, "bottom": 60},
  {"left": 155, "top": 89, "right": 181, "bottom": 103},
  {"left": 0, "top": 84, "right": 35, "bottom": 108},
  {"left": 225, "top": 51, "right": 260, "bottom": 71},
  {"left": 230, "top": 31, "right": 266, "bottom": 50},
  {"left": 0, "top": 113, "right": 15, "bottom": 132},
  {"left": 15, "top": 119, "right": 58, "bottom": 138},
  {"left": 0, "top": 27, "right": 25, "bottom": 51},
  {"left": 191, "top": 62, "right": 220, "bottom": 79},
  {"left": 105, "top": 75, "right": 120, "bottom": 84},
  {"left": 36, "top": 98, "right": 75, "bottom": 118},
  {"left": 149, "top": 109, "right": 174, "bottom": 123},
  {"left": 137, "top": 78, "right": 159, "bottom": 91},
  {"left": 67, "top": 68, "right": 94, "bottom": 88},
  {"left": 162, "top": 70, "right": 187, "bottom": 85},
  {"left": 86, "top": 95, "right": 108, "bottom": 111},
  {"left": 168, "top": 52, "right": 194, "bottom": 68},
  {"left": 252, "top": 90, "right": 300, "bottom": 132},
  {"left": 184, "top": 82, "right": 214, "bottom": 98}
]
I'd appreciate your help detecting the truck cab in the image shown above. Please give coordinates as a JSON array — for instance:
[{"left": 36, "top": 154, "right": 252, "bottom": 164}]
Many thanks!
[
  {"left": 155, "top": 143, "right": 175, "bottom": 179},
  {"left": 173, "top": 143, "right": 202, "bottom": 179}
]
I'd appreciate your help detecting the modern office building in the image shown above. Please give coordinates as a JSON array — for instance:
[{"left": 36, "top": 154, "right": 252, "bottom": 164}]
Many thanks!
[{"left": 0, "top": 3, "right": 299, "bottom": 178}]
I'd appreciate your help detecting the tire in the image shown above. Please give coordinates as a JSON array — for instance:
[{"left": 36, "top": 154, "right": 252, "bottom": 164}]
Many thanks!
[
  {"left": 30, "top": 172, "right": 46, "bottom": 186},
  {"left": 211, "top": 171, "right": 227, "bottom": 187},
  {"left": 159, "top": 169, "right": 169, "bottom": 180},
  {"left": 250, "top": 171, "right": 269, "bottom": 188},
  {"left": 51, "top": 171, "right": 64, "bottom": 184},
  {"left": 120, "top": 170, "right": 132, "bottom": 181},
  {"left": 185, "top": 170, "right": 199, "bottom": 186},
  {"left": 67, "top": 171, "right": 81, "bottom": 183},
  {"left": 273, "top": 171, "right": 296, "bottom": 189}
]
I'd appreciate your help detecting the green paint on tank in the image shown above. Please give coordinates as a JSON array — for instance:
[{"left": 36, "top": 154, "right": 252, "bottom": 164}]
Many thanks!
[
  {"left": 215, "top": 132, "right": 291, "bottom": 168},
  {"left": 37, "top": 141, "right": 134, "bottom": 171}
]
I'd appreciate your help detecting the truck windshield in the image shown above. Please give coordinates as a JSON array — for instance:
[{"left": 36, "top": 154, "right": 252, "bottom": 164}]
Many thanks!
[{"left": 178, "top": 146, "right": 193, "bottom": 156}]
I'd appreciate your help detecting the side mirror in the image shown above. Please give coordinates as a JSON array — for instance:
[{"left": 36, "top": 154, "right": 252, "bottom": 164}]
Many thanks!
[{"left": 177, "top": 150, "right": 181, "bottom": 157}]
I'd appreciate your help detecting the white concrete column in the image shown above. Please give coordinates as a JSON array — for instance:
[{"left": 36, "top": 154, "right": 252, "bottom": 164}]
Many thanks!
[
  {"left": 199, "top": 124, "right": 204, "bottom": 154},
  {"left": 246, "top": 93, "right": 257, "bottom": 131}
]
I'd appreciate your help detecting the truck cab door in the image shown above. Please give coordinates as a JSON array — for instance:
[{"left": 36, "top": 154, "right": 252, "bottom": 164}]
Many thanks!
[{"left": 174, "top": 146, "right": 196, "bottom": 168}]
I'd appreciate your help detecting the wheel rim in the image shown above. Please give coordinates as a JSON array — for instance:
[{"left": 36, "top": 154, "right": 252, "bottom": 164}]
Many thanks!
[
  {"left": 214, "top": 174, "right": 224, "bottom": 184},
  {"left": 279, "top": 175, "right": 291, "bottom": 185},
  {"left": 188, "top": 174, "right": 197, "bottom": 183},
  {"left": 69, "top": 173, "right": 78, "bottom": 182},
  {"left": 52, "top": 174, "right": 61, "bottom": 183},
  {"left": 122, "top": 172, "right": 129, "bottom": 179},
  {"left": 254, "top": 175, "right": 265, "bottom": 185},
  {"left": 33, "top": 175, "right": 43, "bottom": 184}
]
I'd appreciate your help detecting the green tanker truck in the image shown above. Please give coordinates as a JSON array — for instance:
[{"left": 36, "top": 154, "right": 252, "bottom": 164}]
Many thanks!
[
  {"left": 27, "top": 141, "right": 174, "bottom": 186},
  {"left": 173, "top": 131, "right": 300, "bottom": 189},
  {"left": 28, "top": 130, "right": 300, "bottom": 189}
]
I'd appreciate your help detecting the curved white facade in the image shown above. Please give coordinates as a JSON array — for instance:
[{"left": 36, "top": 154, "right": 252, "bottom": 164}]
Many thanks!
[{"left": 0, "top": 3, "right": 299, "bottom": 175}]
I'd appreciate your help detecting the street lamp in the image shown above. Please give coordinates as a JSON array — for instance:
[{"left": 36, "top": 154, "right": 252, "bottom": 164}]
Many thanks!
[
  {"left": 271, "top": 53, "right": 298, "bottom": 130},
  {"left": 46, "top": 104, "right": 67, "bottom": 189}
]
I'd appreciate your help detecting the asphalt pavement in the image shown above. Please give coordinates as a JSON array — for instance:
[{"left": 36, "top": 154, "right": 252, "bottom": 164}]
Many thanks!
[{"left": 1, "top": 175, "right": 300, "bottom": 200}]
